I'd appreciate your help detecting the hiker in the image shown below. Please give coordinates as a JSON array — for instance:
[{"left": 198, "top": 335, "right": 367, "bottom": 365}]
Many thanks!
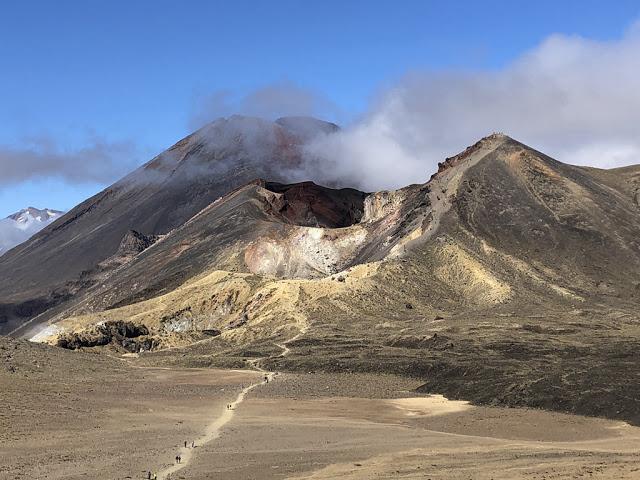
[
  {"left": 191, "top": 441, "right": 195, "bottom": 448},
  {"left": 147, "top": 471, "right": 151, "bottom": 480},
  {"left": 264, "top": 375, "right": 268, "bottom": 383},
  {"left": 175, "top": 455, "right": 180, "bottom": 464},
  {"left": 184, "top": 440, "right": 187, "bottom": 448}
]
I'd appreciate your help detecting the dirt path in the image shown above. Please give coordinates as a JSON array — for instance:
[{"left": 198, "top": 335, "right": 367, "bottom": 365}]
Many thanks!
[
  {"left": 275, "top": 322, "right": 309, "bottom": 358},
  {"left": 157, "top": 372, "right": 273, "bottom": 480},
  {"left": 157, "top": 322, "right": 306, "bottom": 479}
]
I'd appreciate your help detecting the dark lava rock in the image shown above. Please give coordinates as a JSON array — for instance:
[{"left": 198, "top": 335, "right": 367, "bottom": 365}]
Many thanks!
[
  {"left": 121, "top": 337, "right": 155, "bottom": 353},
  {"left": 227, "top": 314, "right": 248, "bottom": 330},
  {"left": 97, "top": 320, "right": 148, "bottom": 338},
  {"left": 116, "top": 230, "right": 159, "bottom": 256},
  {"left": 202, "top": 329, "right": 221, "bottom": 336},
  {"left": 57, "top": 320, "right": 148, "bottom": 350}
]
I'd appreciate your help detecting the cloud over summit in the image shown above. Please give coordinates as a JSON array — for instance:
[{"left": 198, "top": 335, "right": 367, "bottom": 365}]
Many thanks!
[
  {"left": 189, "top": 82, "right": 340, "bottom": 130},
  {"left": 4, "top": 23, "right": 640, "bottom": 196},
  {"left": 300, "top": 23, "right": 640, "bottom": 191}
]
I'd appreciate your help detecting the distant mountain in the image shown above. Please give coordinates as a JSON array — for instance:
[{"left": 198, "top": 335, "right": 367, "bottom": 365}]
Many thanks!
[{"left": 0, "top": 207, "right": 64, "bottom": 256}]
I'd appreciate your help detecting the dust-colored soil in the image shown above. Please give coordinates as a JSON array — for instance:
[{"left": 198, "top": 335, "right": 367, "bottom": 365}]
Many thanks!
[
  {"left": 159, "top": 373, "right": 640, "bottom": 480},
  {"left": 0, "top": 337, "right": 260, "bottom": 480},
  {"left": 4, "top": 339, "right": 640, "bottom": 479}
]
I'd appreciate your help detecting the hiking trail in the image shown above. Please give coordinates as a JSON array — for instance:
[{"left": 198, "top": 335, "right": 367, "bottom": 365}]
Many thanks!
[{"left": 156, "top": 321, "right": 307, "bottom": 479}]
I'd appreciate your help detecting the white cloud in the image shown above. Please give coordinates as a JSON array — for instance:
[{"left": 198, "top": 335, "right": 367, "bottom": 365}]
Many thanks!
[
  {"left": 189, "top": 81, "right": 340, "bottom": 130},
  {"left": 0, "top": 135, "right": 141, "bottom": 186},
  {"left": 302, "top": 23, "right": 640, "bottom": 191}
]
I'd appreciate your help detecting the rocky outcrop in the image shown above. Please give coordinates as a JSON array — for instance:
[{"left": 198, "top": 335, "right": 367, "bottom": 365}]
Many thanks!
[
  {"left": 116, "top": 230, "right": 159, "bottom": 256},
  {"left": 361, "top": 190, "right": 406, "bottom": 224},
  {"left": 56, "top": 320, "right": 149, "bottom": 351}
]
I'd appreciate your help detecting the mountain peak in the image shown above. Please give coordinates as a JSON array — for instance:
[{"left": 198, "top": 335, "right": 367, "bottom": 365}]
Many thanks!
[
  {"left": 191, "top": 115, "right": 339, "bottom": 144},
  {"left": 7, "top": 207, "right": 64, "bottom": 222},
  {"left": 429, "top": 132, "right": 512, "bottom": 182},
  {"left": 1, "top": 207, "right": 65, "bottom": 256},
  {"left": 275, "top": 116, "right": 339, "bottom": 140}
]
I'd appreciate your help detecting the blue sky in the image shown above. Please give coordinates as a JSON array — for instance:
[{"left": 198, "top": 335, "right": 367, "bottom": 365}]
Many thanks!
[{"left": 1, "top": 0, "right": 640, "bottom": 217}]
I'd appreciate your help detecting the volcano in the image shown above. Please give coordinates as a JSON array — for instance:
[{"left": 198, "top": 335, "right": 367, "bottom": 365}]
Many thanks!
[{"left": 1, "top": 119, "right": 640, "bottom": 425}]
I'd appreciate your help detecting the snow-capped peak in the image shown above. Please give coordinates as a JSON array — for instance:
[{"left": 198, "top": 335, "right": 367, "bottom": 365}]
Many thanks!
[
  {"left": 8, "top": 207, "right": 63, "bottom": 231},
  {"left": 1, "top": 207, "right": 64, "bottom": 255}
]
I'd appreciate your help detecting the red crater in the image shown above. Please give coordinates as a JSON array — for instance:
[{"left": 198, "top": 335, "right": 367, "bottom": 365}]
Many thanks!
[{"left": 261, "top": 180, "right": 368, "bottom": 228}]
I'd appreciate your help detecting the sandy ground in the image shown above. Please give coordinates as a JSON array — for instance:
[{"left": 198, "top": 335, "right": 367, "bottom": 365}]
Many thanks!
[
  {"left": 3, "top": 343, "right": 640, "bottom": 480},
  {"left": 0, "top": 346, "right": 261, "bottom": 480},
  {"left": 174, "top": 373, "right": 640, "bottom": 480}
]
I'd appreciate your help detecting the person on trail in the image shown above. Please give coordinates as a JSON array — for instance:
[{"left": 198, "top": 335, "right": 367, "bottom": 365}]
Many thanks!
[
  {"left": 147, "top": 471, "right": 151, "bottom": 480},
  {"left": 184, "top": 440, "right": 187, "bottom": 448},
  {"left": 191, "top": 441, "right": 195, "bottom": 448},
  {"left": 175, "top": 455, "right": 180, "bottom": 464},
  {"left": 264, "top": 375, "right": 268, "bottom": 383}
]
